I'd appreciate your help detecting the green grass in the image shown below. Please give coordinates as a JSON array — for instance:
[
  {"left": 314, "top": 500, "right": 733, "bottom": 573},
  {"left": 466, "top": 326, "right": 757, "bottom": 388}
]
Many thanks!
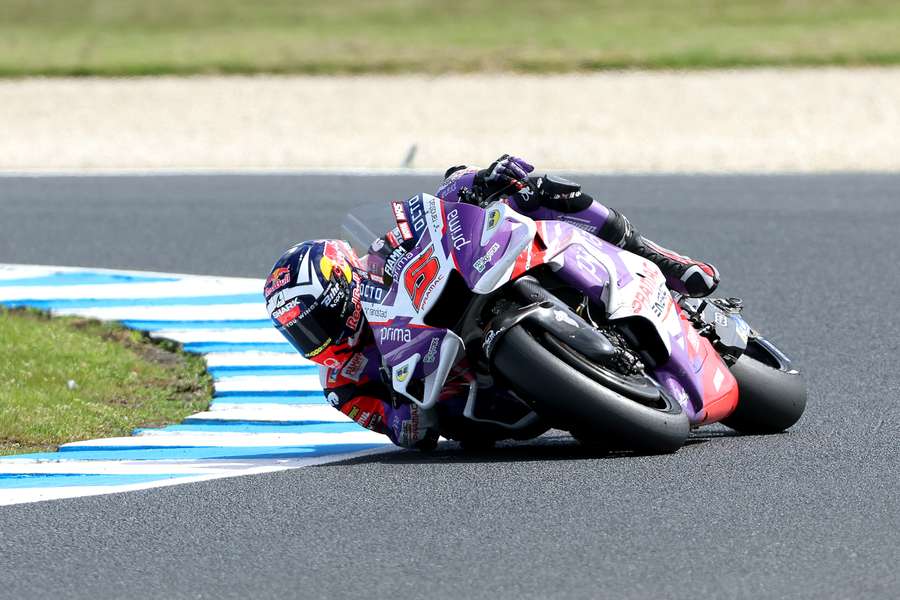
[
  {"left": 0, "top": 308, "right": 212, "bottom": 456},
  {"left": 1, "top": 0, "right": 900, "bottom": 76}
]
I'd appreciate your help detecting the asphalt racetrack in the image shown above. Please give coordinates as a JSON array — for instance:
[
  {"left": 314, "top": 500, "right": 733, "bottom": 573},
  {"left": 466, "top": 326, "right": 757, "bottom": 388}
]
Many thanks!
[{"left": 1, "top": 173, "right": 898, "bottom": 599}]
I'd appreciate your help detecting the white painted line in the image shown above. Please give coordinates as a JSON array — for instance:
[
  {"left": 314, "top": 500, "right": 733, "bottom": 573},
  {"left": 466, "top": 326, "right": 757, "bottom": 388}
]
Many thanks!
[
  {"left": 0, "top": 446, "right": 397, "bottom": 506},
  {"left": 64, "top": 430, "right": 386, "bottom": 447},
  {"left": 0, "top": 262, "right": 260, "bottom": 283},
  {"left": 0, "top": 279, "right": 261, "bottom": 302},
  {"left": 151, "top": 328, "right": 283, "bottom": 344},
  {"left": 196, "top": 405, "right": 350, "bottom": 422},
  {"left": 0, "top": 168, "right": 445, "bottom": 177},
  {"left": 204, "top": 352, "right": 314, "bottom": 368},
  {"left": 0, "top": 266, "right": 63, "bottom": 280},
  {"left": 214, "top": 374, "right": 322, "bottom": 393},
  {"left": 53, "top": 304, "right": 268, "bottom": 321}
]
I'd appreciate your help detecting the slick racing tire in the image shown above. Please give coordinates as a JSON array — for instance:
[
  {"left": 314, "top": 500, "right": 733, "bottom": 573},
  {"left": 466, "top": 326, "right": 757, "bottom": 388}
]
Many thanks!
[
  {"left": 492, "top": 326, "right": 690, "bottom": 454},
  {"left": 722, "top": 339, "right": 807, "bottom": 434}
]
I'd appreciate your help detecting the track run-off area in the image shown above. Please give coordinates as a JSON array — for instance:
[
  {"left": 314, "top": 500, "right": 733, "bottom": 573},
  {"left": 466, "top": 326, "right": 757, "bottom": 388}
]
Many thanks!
[{"left": 0, "top": 173, "right": 898, "bottom": 599}]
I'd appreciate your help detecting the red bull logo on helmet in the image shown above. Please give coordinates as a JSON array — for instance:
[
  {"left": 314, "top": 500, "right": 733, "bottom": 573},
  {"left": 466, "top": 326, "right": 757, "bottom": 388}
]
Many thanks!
[{"left": 264, "top": 267, "right": 291, "bottom": 298}]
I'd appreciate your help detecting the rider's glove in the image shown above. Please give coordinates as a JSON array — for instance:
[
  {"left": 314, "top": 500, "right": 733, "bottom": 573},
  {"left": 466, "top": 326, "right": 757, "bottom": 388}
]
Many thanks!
[{"left": 474, "top": 155, "right": 534, "bottom": 201}]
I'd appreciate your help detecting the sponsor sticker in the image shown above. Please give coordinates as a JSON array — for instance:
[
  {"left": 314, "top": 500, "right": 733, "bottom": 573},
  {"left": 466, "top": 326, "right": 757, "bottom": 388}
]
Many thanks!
[
  {"left": 560, "top": 216, "right": 598, "bottom": 234},
  {"left": 364, "top": 305, "right": 390, "bottom": 321},
  {"left": 341, "top": 354, "right": 369, "bottom": 382},
  {"left": 392, "top": 201, "right": 408, "bottom": 223},
  {"left": 345, "top": 283, "right": 363, "bottom": 329},
  {"left": 360, "top": 280, "right": 384, "bottom": 302},
  {"left": 553, "top": 309, "right": 579, "bottom": 328},
  {"left": 423, "top": 337, "right": 441, "bottom": 364},
  {"left": 380, "top": 327, "right": 412, "bottom": 343},
  {"left": 264, "top": 267, "right": 291, "bottom": 298},
  {"left": 446, "top": 209, "right": 471, "bottom": 250},
  {"left": 406, "top": 195, "right": 427, "bottom": 234},
  {"left": 473, "top": 242, "right": 501, "bottom": 273},
  {"left": 272, "top": 300, "right": 301, "bottom": 326},
  {"left": 631, "top": 265, "right": 666, "bottom": 317},
  {"left": 320, "top": 280, "right": 345, "bottom": 308},
  {"left": 427, "top": 199, "right": 442, "bottom": 230},
  {"left": 487, "top": 208, "right": 501, "bottom": 230},
  {"left": 385, "top": 246, "right": 412, "bottom": 279},
  {"left": 306, "top": 338, "right": 333, "bottom": 358}
]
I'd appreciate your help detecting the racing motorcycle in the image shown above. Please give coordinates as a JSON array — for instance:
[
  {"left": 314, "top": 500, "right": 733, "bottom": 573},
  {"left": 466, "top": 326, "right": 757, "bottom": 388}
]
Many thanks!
[{"left": 342, "top": 184, "right": 806, "bottom": 453}]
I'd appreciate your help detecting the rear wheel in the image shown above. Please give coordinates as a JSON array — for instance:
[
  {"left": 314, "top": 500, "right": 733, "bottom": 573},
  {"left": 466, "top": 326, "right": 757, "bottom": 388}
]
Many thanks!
[
  {"left": 492, "top": 326, "right": 690, "bottom": 454},
  {"left": 722, "top": 339, "right": 807, "bottom": 434}
]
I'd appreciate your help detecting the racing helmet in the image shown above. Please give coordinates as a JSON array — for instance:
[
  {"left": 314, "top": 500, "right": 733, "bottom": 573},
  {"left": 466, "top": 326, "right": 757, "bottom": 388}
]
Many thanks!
[{"left": 264, "top": 240, "right": 363, "bottom": 366}]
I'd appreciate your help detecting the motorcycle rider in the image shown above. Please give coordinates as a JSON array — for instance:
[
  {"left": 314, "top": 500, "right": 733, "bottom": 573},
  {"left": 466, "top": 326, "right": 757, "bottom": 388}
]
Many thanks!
[{"left": 264, "top": 155, "right": 720, "bottom": 449}]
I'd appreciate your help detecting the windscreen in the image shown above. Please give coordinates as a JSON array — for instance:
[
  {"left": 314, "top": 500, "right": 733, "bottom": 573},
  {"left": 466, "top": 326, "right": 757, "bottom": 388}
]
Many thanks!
[{"left": 340, "top": 201, "right": 394, "bottom": 256}]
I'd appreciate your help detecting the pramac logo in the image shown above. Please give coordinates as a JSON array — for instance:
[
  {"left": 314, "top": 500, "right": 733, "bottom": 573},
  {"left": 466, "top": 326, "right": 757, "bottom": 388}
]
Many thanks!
[{"left": 404, "top": 246, "right": 440, "bottom": 311}]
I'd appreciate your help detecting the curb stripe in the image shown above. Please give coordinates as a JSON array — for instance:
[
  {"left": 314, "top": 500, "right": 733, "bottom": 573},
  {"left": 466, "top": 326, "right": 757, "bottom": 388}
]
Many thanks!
[
  {"left": 210, "top": 394, "right": 326, "bottom": 405},
  {"left": 13, "top": 443, "right": 385, "bottom": 463},
  {"left": 0, "top": 273, "right": 177, "bottom": 287},
  {"left": 0, "top": 473, "right": 193, "bottom": 490},
  {"left": 184, "top": 342, "right": 294, "bottom": 353},
  {"left": 123, "top": 319, "right": 273, "bottom": 330},
  {"left": 213, "top": 390, "right": 323, "bottom": 398},
  {"left": 0, "top": 264, "right": 394, "bottom": 506},
  {"left": 136, "top": 422, "right": 362, "bottom": 434},
  {"left": 1, "top": 294, "right": 262, "bottom": 309},
  {"left": 209, "top": 366, "right": 317, "bottom": 379}
]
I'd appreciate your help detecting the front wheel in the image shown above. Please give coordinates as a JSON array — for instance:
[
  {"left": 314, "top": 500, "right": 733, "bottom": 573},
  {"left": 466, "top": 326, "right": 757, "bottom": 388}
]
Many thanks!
[
  {"left": 492, "top": 326, "right": 690, "bottom": 454},
  {"left": 722, "top": 338, "right": 807, "bottom": 434}
]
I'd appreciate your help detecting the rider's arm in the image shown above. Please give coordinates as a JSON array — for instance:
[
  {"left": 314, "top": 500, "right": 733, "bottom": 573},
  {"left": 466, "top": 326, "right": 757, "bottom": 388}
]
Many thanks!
[
  {"left": 438, "top": 155, "right": 602, "bottom": 214},
  {"left": 322, "top": 371, "right": 436, "bottom": 449}
]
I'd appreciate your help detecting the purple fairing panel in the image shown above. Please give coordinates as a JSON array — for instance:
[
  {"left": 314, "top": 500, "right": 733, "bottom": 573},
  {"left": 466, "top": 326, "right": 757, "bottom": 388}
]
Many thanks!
[
  {"left": 653, "top": 341, "right": 704, "bottom": 422},
  {"left": 553, "top": 245, "right": 611, "bottom": 304},
  {"left": 436, "top": 168, "right": 478, "bottom": 203},
  {"left": 650, "top": 312, "right": 719, "bottom": 423},
  {"left": 363, "top": 196, "right": 520, "bottom": 378},
  {"left": 541, "top": 227, "right": 711, "bottom": 424},
  {"left": 440, "top": 201, "right": 515, "bottom": 289},
  {"left": 371, "top": 318, "right": 450, "bottom": 380},
  {"left": 537, "top": 220, "right": 634, "bottom": 291},
  {"left": 515, "top": 199, "right": 612, "bottom": 236}
]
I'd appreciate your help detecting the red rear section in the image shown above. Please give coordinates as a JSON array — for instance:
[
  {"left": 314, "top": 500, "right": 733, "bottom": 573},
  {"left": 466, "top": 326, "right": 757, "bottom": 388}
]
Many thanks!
[{"left": 693, "top": 326, "right": 739, "bottom": 424}]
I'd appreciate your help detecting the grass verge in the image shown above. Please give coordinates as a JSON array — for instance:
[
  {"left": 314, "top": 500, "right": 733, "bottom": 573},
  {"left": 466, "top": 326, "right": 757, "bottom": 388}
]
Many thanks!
[
  {"left": 0, "top": 307, "right": 212, "bottom": 456},
  {"left": 1, "top": 1, "right": 900, "bottom": 76}
]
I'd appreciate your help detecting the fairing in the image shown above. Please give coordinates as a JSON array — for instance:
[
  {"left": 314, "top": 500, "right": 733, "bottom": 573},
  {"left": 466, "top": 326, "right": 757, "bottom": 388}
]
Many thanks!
[{"left": 352, "top": 194, "right": 736, "bottom": 425}]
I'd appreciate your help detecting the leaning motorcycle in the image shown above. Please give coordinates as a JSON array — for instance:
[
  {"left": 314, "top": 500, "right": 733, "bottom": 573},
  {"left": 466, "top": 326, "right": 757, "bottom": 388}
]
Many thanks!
[{"left": 342, "top": 189, "right": 806, "bottom": 453}]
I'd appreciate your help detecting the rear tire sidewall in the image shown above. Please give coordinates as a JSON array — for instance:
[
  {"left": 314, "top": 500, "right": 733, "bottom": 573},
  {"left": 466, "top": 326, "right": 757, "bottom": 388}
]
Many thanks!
[{"left": 723, "top": 352, "right": 807, "bottom": 434}]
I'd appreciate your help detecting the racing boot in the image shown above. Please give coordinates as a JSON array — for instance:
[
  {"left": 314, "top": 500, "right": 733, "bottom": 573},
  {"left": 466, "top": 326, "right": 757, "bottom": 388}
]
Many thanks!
[{"left": 600, "top": 208, "right": 720, "bottom": 298}]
